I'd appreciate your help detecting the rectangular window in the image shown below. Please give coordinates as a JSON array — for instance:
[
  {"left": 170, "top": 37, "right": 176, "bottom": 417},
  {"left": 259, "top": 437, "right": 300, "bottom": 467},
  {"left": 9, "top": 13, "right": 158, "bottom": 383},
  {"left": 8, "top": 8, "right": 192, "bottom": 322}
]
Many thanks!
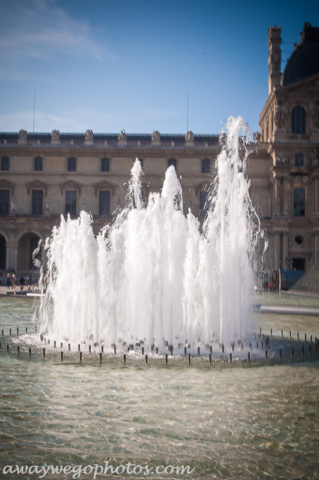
[
  {"left": 101, "top": 157, "right": 109, "bottom": 172},
  {"left": 202, "top": 159, "right": 211, "bottom": 173},
  {"left": 1, "top": 156, "right": 9, "bottom": 171},
  {"left": 99, "top": 191, "right": 110, "bottom": 215},
  {"left": 0, "top": 190, "right": 10, "bottom": 215},
  {"left": 32, "top": 190, "right": 43, "bottom": 215},
  {"left": 65, "top": 190, "right": 76, "bottom": 215},
  {"left": 293, "top": 188, "right": 305, "bottom": 217},
  {"left": 34, "top": 156, "right": 43, "bottom": 171},
  {"left": 68, "top": 157, "right": 76, "bottom": 171}
]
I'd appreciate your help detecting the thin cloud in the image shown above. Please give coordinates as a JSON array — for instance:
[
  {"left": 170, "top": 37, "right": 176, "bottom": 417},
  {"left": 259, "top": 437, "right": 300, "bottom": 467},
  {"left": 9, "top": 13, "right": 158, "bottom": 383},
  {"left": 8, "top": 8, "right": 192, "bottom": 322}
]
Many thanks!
[
  {"left": 0, "top": 0, "right": 112, "bottom": 61},
  {"left": 0, "top": 109, "right": 127, "bottom": 133},
  {"left": 0, "top": 107, "right": 186, "bottom": 134}
]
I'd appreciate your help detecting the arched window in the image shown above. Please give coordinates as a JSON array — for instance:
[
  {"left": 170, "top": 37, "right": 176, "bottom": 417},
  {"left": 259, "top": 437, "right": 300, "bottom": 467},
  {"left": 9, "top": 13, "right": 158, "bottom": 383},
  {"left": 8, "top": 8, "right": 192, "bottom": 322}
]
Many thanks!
[
  {"left": 34, "top": 156, "right": 43, "bottom": 171},
  {"left": 1, "top": 156, "right": 9, "bottom": 171},
  {"left": 101, "top": 157, "right": 109, "bottom": 172},
  {"left": 291, "top": 106, "right": 306, "bottom": 134},
  {"left": 137, "top": 158, "right": 144, "bottom": 169},
  {"left": 29, "top": 235, "right": 41, "bottom": 269},
  {"left": 295, "top": 153, "right": 304, "bottom": 167},
  {"left": 168, "top": 158, "right": 177, "bottom": 170},
  {"left": 202, "top": 159, "right": 210, "bottom": 173}
]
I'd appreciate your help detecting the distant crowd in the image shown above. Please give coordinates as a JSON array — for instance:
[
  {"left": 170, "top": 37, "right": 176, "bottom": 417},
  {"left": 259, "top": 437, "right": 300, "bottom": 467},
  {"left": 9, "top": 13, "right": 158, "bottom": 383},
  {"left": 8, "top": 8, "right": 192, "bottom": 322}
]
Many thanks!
[{"left": 5, "top": 273, "right": 35, "bottom": 295}]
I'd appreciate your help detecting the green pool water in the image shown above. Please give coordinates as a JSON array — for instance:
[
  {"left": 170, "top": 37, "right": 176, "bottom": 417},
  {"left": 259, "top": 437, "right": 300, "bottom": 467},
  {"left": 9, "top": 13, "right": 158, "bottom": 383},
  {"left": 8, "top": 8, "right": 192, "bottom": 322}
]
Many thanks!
[{"left": 0, "top": 295, "right": 318, "bottom": 480}]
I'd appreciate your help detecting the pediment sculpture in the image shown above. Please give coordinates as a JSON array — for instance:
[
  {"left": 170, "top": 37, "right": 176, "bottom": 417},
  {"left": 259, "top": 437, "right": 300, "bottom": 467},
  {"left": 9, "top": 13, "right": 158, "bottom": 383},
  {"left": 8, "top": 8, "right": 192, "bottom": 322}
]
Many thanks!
[
  {"left": 19, "top": 129, "right": 27, "bottom": 140},
  {"left": 118, "top": 130, "right": 127, "bottom": 142},
  {"left": 45, "top": 197, "right": 52, "bottom": 215},
  {"left": 11, "top": 195, "right": 17, "bottom": 213},
  {"left": 185, "top": 131, "right": 194, "bottom": 142},
  {"left": 85, "top": 129, "right": 94, "bottom": 142},
  {"left": 151, "top": 131, "right": 160, "bottom": 143},
  {"left": 253, "top": 131, "right": 262, "bottom": 143},
  {"left": 51, "top": 130, "right": 60, "bottom": 142}
]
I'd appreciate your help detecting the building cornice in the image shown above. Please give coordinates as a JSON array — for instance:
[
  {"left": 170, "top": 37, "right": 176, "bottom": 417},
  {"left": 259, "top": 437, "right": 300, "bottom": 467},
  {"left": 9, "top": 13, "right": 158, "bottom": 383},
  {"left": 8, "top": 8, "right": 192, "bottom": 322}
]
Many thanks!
[
  {"left": 259, "top": 90, "right": 276, "bottom": 125},
  {"left": 0, "top": 145, "right": 222, "bottom": 156}
]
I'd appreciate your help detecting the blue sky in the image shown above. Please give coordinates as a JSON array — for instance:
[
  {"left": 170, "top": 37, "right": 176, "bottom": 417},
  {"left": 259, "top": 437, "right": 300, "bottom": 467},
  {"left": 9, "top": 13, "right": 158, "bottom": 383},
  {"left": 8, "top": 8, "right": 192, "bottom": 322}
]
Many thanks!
[{"left": 0, "top": 0, "right": 318, "bottom": 135}]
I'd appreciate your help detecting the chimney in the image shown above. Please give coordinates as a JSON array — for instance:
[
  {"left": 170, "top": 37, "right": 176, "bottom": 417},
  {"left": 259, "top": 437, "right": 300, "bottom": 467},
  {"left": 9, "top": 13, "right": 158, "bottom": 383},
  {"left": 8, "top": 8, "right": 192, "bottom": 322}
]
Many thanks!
[{"left": 268, "top": 26, "right": 282, "bottom": 95}]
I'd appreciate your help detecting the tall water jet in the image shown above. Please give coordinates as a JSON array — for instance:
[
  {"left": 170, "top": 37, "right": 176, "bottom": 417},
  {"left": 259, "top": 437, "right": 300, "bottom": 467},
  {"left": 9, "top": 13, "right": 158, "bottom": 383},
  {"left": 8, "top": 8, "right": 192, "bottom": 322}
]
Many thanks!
[{"left": 38, "top": 117, "right": 263, "bottom": 349}]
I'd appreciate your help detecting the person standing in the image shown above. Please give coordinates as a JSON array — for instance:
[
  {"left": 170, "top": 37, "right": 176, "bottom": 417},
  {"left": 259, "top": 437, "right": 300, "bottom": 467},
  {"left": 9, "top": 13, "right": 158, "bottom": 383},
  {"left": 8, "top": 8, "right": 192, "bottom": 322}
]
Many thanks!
[
  {"left": 27, "top": 275, "right": 33, "bottom": 292},
  {"left": 11, "top": 274, "right": 17, "bottom": 295},
  {"left": 19, "top": 275, "right": 25, "bottom": 292},
  {"left": 5, "top": 273, "right": 11, "bottom": 289}
]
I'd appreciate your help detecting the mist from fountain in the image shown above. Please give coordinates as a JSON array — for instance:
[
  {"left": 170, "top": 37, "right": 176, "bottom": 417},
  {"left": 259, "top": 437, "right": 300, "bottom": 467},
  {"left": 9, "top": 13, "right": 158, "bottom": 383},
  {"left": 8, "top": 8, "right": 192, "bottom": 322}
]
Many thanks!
[{"left": 38, "top": 117, "right": 263, "bottom": 349}]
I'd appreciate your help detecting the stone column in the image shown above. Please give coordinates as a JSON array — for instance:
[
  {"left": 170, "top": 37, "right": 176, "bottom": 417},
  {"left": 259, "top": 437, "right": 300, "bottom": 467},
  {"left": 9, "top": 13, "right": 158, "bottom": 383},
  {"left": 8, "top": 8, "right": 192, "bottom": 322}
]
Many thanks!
[
  {"left": 273, "top": 176, "right": 281, "bottom": 216},
  {"left": 283, "top": 231, "right": 289, "bottom": 267},
  {"left": 6, "top": 241, "right": 17, "bottom": 272},
  {"left": 274, "top": 231, "right": 281, "bottom": 269},
  {"left": 314, "top": 231, "right": 319, "bottom": 264},
  {"left": 283, "top": 177, "right": 289, "bottom": 215},
  {"left": 314, "top": 177, "right": 319, "bottom": 215},
  {"left": 268, "top": 233, "right": 275, "bottom": 271}
]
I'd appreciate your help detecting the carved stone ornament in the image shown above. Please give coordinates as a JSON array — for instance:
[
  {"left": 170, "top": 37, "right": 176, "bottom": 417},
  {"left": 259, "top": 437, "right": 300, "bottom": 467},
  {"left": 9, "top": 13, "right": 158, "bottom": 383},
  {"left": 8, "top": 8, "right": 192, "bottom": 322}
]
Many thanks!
[
  {"left": 151, "top": 130, "right": 160, "bottom": 143},
  {"left": 311, "top": 101, "right": 319, "bottom": 129},
  {"left": 45, "top": 197, "right": 52, "bottom": 215},
  {"left": 51, "top": 129, "right": 60, "bottom": 141},
  {"left": 19, "top": 129, "right": 27, "bottom": 140},
  {"left": 81, "top": 198, "right": 87, "bottom": 211},
  {"left": 85, "top": 129, "right": 93, "bottom": 141},
  {"left": 268, "top": 44, "right": 281, "bottom": 74},
  {"left": 253, "top": 131, "right": 262, "bottom": 143},
  {"left": 10, "top": 195, "right": 17, "bottom": 213},
  {"left": 118, "top": 130, "right": 127, "bottom": 142},
  {"left": 60, "top": 180, "right": 82, "bottom": 195},
  {"left": 274, "top": 100, "right": 288, "bottom": 128},
  {"left": 313, "top": 148, "right": 319, "bottom": 166},
  {"left": 275, "top": 153, "right": 291, "bottom": 166},
  {"left": 219, "top": 132, "right": 227, "bottom": 145},
  {"left": 185, "top": 131, "right": 194, "bottom": 143}
]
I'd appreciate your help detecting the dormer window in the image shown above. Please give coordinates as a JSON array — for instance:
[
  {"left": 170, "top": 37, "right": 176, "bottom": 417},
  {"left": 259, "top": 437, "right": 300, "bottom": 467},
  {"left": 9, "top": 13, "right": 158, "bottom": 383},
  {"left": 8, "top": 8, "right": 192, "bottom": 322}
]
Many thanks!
[
  {"left": 291, "top": 106, "right": 306, "bottom": 134},
  {"left": 295, "top": 153, "right": 304, "bottom": 167}
]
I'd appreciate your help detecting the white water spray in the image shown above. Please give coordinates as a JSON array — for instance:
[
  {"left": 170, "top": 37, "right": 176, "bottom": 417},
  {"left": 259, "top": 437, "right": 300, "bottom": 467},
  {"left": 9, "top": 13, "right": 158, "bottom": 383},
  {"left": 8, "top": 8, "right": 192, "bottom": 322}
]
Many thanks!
[{"left": 39, "top": 117, "right": 262, "bottom": 348}]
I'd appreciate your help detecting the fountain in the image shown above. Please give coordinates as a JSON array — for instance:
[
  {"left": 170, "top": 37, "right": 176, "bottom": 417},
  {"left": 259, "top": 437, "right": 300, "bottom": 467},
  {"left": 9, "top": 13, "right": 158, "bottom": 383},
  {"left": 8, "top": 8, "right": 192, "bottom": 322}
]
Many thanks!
[
  {"left": 1, "top": 118, "right": 318, "bottom": 479},
  {"left": 38, "top": 117, "right": 264, "bottom": 350}
]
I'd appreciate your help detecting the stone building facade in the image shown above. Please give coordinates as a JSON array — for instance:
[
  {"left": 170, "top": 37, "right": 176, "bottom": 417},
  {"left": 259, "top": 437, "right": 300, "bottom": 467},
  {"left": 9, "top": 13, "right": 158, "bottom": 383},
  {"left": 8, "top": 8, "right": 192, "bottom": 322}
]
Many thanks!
[
  {"left": 259, "top": 22, "right": 319, "bottom": 273},
  {"left": 0, "top": 22, "right": 318, "bottom": 281}
]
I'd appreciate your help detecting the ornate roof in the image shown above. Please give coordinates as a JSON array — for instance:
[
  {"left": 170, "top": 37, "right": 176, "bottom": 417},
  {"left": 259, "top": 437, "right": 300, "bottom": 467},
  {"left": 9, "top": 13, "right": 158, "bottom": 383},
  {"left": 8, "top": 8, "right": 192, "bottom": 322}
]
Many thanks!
[{"left": 283, "top": 23, "right": 319, "bottom": 87}]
